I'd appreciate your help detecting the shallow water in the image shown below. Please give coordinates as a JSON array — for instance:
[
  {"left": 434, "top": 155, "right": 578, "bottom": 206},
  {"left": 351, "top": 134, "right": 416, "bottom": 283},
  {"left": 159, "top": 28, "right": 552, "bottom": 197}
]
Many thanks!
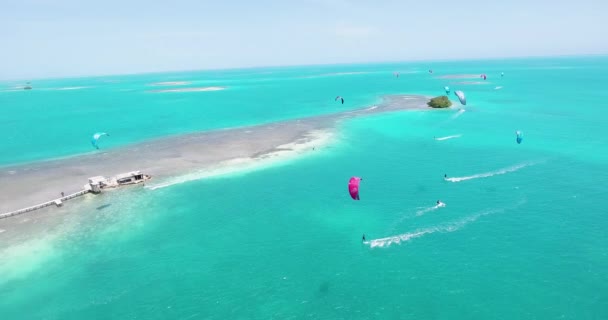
[{"left": 1, "top": 56, "right": 608, "bottom": 319}]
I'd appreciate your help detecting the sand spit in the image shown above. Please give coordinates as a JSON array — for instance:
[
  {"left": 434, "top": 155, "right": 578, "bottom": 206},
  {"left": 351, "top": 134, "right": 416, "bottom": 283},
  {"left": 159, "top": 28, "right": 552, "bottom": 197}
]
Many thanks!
[
  {"left": 149, "top": 86, "right": 226, "bottom": 93},
  {"left": 52, "top": 86, "right": 90, "bottom": 91},
  {"left": 149, "top": 81, "right": 191, "bottom": 86},
  {"left": 454, "top": 81, "right": 490, "bottom": 85},
  {"left": 0, "top": 95, "right": 430, "bottom": 217},
  {"left": 437, "top": 74, "right": 481, "bottom": 79},
  {"left": 300, "top": 71, "right": 374, "bottom": 79}
]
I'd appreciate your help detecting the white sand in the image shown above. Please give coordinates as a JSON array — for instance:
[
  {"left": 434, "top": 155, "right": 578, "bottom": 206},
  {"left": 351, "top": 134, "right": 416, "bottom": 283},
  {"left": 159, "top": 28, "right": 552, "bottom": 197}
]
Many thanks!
[{"left": 147, "top": 130, "right": 334, "bottom": 190}]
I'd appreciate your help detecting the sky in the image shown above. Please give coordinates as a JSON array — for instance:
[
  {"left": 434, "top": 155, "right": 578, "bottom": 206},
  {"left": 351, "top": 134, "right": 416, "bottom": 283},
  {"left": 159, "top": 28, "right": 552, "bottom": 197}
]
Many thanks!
[{"left": 1, "top": 0, "right": 607, "bottom": 80}]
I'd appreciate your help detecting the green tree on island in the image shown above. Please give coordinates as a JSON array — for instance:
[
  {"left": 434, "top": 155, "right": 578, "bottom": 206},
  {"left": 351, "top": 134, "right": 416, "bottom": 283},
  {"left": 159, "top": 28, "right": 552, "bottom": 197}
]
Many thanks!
[{"left": 427, "top": 96, "right": 452, "bottom": 108}]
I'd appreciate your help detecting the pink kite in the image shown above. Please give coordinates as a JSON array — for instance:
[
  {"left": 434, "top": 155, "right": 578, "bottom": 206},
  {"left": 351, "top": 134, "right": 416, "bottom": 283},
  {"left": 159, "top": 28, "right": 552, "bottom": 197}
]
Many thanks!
[{"left": 348, "top": 177, "right": 362, "bottom": 200}]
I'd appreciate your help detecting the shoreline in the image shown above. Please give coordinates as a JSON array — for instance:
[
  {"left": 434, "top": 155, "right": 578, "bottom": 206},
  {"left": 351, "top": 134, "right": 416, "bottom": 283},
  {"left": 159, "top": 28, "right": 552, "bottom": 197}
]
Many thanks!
[
  {"left": 0, "top": 94, "right": 432, "bottom": 219},
  {"left": 145, "top": 129, "right": 334, "bottom": 191}
]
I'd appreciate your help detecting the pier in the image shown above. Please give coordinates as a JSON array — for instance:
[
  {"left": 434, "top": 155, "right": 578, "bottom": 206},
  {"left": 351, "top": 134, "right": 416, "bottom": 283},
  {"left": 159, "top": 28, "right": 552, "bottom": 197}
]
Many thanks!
[
  {"left": 0, "top": 171, "right": 151, "bottom": 220},
  {"left": 0, "top": 189, "right": 89, "bottom": 220}
]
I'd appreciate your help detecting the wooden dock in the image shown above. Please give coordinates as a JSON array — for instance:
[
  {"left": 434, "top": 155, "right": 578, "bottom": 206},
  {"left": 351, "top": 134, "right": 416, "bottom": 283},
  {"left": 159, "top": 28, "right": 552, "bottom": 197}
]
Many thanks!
[
  {"left": 0, "top": 190, "right": 89, "bottom": 220},
  {"left": 0, "top": 171, "right": 151, "bottom": 220}
]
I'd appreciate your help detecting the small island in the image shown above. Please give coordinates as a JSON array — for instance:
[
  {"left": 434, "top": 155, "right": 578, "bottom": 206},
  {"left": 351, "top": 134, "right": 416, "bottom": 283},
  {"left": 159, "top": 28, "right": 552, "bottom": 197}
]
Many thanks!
[{"left": 427, "top": 96, "right": 452, "bottom": 108}]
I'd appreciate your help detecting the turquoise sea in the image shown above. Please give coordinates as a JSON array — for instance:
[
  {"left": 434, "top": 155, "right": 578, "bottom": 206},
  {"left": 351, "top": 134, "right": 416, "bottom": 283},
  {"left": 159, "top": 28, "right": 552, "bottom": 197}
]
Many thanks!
[{"left": 1, "top": 56, "right": 608, "bottom": 319}]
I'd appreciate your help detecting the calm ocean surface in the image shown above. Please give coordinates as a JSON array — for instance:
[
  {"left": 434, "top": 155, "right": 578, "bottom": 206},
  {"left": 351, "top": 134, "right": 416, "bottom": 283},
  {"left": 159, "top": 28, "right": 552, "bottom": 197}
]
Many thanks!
[{"left": 1, "top": 56, "right": 607, "bottom": 319}]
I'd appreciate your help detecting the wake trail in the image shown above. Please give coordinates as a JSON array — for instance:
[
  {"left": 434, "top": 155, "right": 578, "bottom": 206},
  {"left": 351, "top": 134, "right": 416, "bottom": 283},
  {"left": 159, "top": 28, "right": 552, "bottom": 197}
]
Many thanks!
[
  {"left": 434, "top": 134, "right": 462, "bottom": 141},
  {"left": 432, "top": 109, "right": 466, "bottom": 129},
  {"left": 365, "top": 200, "right": 526, "bottom": 248},
  {"left": 416, "top": 203, "right": 446, "bottom": 216},
  {"left": 388, "top": 204, "right": 446, "bottom": 232},
  {"left": 450, "top": 109, "right": 466, "bottom": 120},
  {"left": 365, "top": 209, "right": 500, "bottom": 248},
  {"left": 445, "top": 161, "right": 541, "bottom": 183}
]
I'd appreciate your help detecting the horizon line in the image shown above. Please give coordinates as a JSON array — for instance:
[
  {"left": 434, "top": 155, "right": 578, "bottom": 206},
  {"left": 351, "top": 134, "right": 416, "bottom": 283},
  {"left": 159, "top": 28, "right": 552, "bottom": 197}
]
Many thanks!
[{"left": 2, "top": 52, "right": 606, "bottom": 82}]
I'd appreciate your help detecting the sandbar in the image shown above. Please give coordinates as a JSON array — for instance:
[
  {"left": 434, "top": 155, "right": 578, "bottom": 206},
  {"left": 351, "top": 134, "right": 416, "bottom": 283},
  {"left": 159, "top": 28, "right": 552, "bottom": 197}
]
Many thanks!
[
  {"left": 300, "top": 71, "right": 372, "bottom": 79},
  {"left": 52, "top": 86, "right": 90, "bottom": 91},
  {"left": 149, "top": 86, "right": 226, "bottom": 93},
  {"left": 0, "top": 94, "right": 431, "bottom": 220},
  {"left": 453, "top": 81, "right": 490, "bottom": 85},
  {"left": 149, "top": 81, "right": 191, "bottom": 86},
  {"left": 437, "top": 74, "right": 481, "bottom": 79}
]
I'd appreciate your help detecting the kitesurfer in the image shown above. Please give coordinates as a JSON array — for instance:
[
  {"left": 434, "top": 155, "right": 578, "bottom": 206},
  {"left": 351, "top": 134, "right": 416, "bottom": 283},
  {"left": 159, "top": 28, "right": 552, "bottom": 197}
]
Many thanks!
[
  {"left": 91, "top": 132, "right": 109, "bottom": 149},
  {"left": 348, "top": 177, "right": 362, "bottom": 200},
  {"left": 516, "top": 131, "right": 523, "bottom": 144},
  {"left": 454, "top": 90, "right": 466, "bottom": 106},
  {"left": 362, "top": 234, "right": 366, "bottom": 242}
]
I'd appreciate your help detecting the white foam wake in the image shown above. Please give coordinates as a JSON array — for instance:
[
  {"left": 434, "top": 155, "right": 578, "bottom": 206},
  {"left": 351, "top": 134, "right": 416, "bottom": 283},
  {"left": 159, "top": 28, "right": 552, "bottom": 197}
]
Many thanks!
[
  {"left": 445, "top": 162, "right": 539, "bottom": 183},
  {"left": 450, "top": 108, "right": 466, "bottom": 120},
  {"left": 365, "top": 199, "right": 527, "bottom": 249},
  {"left": 416, "top": 203, "right": 446, "bottom": 216},
  {"left": 363, "top": 199, "right": 527, "bottom": 248},
  {"left": 365, "top": 208, "right": 502, "bottom": 248},
  {"left": 494, "top": 86, "right": 503, "bottom": 90},
  {"left": 434, "top": 134, "right": 462, "bottom": 141}
]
